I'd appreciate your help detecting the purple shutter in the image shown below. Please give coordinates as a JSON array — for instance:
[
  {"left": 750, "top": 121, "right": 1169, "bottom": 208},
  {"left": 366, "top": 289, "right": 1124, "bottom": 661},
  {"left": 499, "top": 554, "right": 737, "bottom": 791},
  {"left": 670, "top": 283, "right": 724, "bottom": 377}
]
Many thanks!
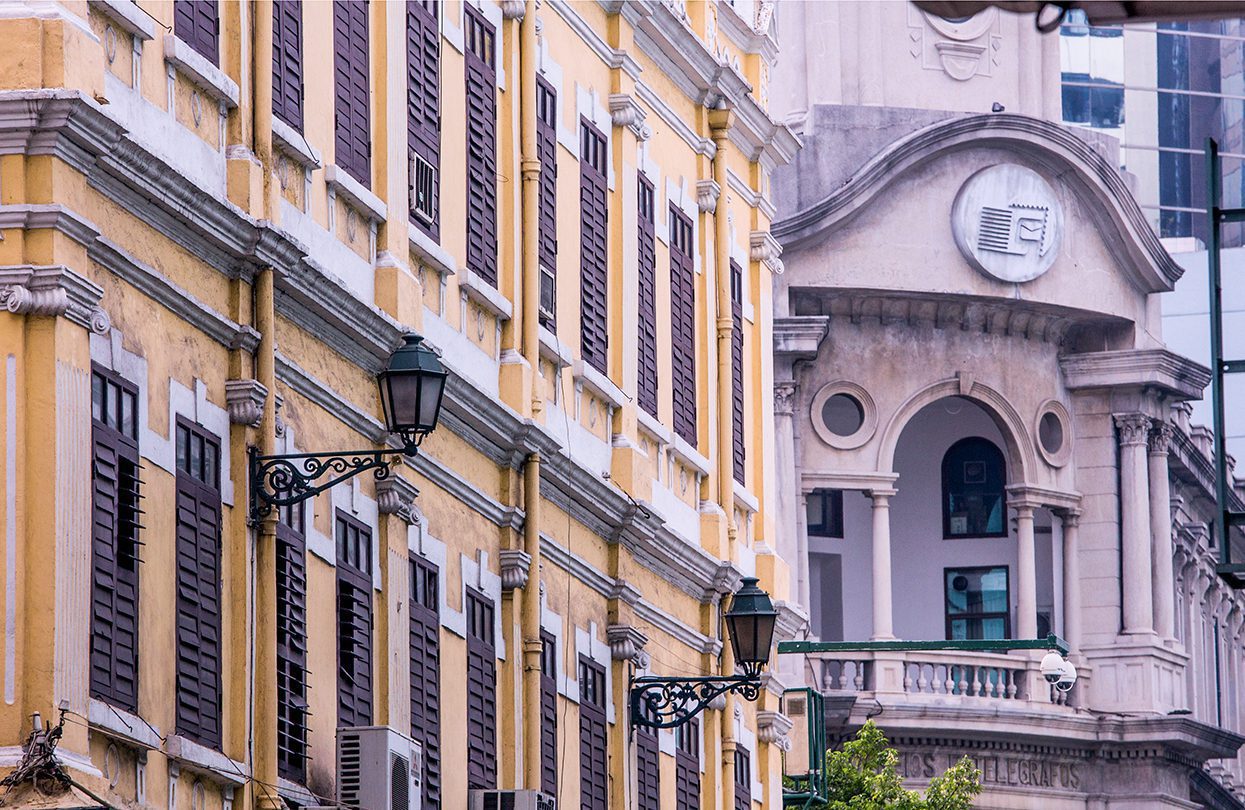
[
  {"left": 637, "top": 173, "right": 659, "bottom": 417},
  {"left": 540, "top": 631, "right": 558, "bottom": 796},
  {"left": 466, "top": 589, "right": 497, "bottom": 790},
  {"left": 174, "top": 420, "right": 223, "bottom": 749},
  {"left": 174, "top": 0, "right": 219, "bottom": 65},
  {"left": 579, "top": 119, "right": 609, "bottom": 373},
  {"left": 636, "top": 723, "right": 660, "bottom": 810},
  {"left": 336, "top": 512, "right": 373, "bottom": 728},
  {"left": 730, "top": 260, "right": 745, "bottom": 484},
  {"left": 734, "top": 748, "right": 752, "bottom": 810},
  {"left": 407, "top": 0, "right": 441, "bottom": 239},
  {"left": 276, "top": 509, "right": 308, "bottom": 782},
  {"left": 578, "top": 657, "right": 607, "bottom": 810},
  {"left": 272, "top": 0, "right": 304, "bottom": 131},
  {"left": 670, "top": 207, "right": 698, "bottom": 445},
  {"left": 464, "top": 8, "right": 498, "bottom": 285},
  {"left": 333, "top": 0, "right": 371, "bottom": 186},
  {"left": 410, "top": 555, "right": 441, "bottom": 810},
  {"left": 675, "top": 719, "right": 701, "bottom": 810},
  {"left": 537, "top": 76, "right": 559, "bottom": 328}
]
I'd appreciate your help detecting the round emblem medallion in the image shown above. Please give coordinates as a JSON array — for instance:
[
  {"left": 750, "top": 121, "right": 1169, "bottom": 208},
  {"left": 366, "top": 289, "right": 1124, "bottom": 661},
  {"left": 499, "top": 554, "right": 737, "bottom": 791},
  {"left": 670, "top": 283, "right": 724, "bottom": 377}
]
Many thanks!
[{"left": 951, "top": 164, "right": 1063, "bottom": 283}]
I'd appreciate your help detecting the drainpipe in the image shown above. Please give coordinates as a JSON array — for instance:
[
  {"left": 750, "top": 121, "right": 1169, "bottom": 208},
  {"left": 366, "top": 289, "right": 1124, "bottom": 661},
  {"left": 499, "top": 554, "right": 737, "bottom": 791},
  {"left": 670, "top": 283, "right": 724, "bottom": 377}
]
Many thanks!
[
  {"left": 518, "top": 1, "right": 545, "bottom": 794},
  {"left": 252, "top": 3, "right": 281, "bottom": 810}
]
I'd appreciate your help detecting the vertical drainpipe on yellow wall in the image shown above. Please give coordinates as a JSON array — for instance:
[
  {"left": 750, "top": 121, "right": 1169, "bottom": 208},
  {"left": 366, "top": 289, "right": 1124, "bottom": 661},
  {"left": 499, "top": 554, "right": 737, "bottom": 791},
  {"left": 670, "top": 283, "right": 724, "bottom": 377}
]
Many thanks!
[
  {"left": 518, "top": 0, "right": 546, "bottom": 795},
  {"left": 709, "top": 104, "right": 737, "bottom": 810},
  {"left": 252, "top": 3, "right": 281, "bottom": 810}
]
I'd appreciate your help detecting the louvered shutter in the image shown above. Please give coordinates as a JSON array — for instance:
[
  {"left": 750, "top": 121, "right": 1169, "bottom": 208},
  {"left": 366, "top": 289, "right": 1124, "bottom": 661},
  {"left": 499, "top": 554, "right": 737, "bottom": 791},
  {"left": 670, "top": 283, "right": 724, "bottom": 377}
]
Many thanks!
[
  {"left": 734, "top": 748, "right": 752, "bottom": 810},
  {"left": 578, "top": 657, "right": 607, "bottom": 810},
  {"left": 675, "top": 719, "right": 701, "bottom": 810},
  {"left": 407, "top": 0, "right": 440, "bottom": 239},
  {"left": 730, "top": 260, "right": 745, "bottom": 484},
  {"left": 670, "top": 208, "right": 698, "bottom": 445},
  {"left": 466, "top": 589, "right": 497, "bottom": 790},
  {"left": 537, "top": 77, "right": 558, "bottom": 328},
  {"left": 637, "top": 173, "right": 659, "bottom": 417},
  {"left": 579, "top": 120, "right": 609, "bottom": 373},
  {"left": 636, "top": 723, "right": 660, "bottom": 810},
  {"left": 272, "top": 0, "right": 304, "bottom": 131},
  {"left": 540, "top": 631, "right": 558, "bottom": 796},
  {"left": 464, "top": 8, "right": 498, "bottom": 285},
  {"left": 276, "top": 512, "right": 308, "bottom": 782},
  {"left": 174, "top": 0, "right": 219, "bottom": 65},
  {"left": 336, "top": 513, "right": 373, "bottom": 729},
  {"left": 333, "top": 0, "right": 371, "bottom": 186},
  {"left": 174, "top": 445, "right": 223, "bottom": 749},
  {"left": 409, "top": 556, "right": 441, "bottom": 810}
]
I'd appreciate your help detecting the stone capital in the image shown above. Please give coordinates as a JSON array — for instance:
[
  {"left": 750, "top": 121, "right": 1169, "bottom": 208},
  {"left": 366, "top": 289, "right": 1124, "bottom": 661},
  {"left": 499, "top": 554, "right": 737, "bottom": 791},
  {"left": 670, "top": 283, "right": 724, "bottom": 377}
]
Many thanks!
[
  {"left": 1149, "top": 420, "right": 1174, "bottom": 456},
  {"left": 606, "top": 623, "right": 649, "bottom": 661},
  {"left": 376, "top": 476, "right": 420, "bottom": 524},
  {"left": 498, "top": 549, "right": 532, "bottom": 591},
  {"left": 1114, "top": 413, "right": 1151, "bottom": 447},
  {"left": 1, "top": 264, "right": 109, "bottom": 333},
  {"left": 1056, "top": 508, "right": 1082, "bottom": 528},
  {"left": 773, "top": 381, "right": 796, "bottom": 416},
  {"left": 500, "top": 1, "right": 526, "bottom": 19}
]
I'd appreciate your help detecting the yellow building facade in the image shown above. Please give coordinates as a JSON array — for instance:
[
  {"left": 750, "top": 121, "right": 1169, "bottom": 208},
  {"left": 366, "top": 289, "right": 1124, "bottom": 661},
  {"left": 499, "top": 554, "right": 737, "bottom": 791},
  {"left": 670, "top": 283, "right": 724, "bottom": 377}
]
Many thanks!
[{"left": 0, "top": 1, "right": 799, "bottom": 810}]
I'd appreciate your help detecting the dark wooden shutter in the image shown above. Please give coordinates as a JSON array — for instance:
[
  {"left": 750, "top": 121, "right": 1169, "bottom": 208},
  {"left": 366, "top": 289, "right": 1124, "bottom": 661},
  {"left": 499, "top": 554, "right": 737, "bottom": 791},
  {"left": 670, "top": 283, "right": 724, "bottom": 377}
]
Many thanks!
[
  {"left": 89, "top": 368, "right": 141, "bottom": 713},
  {"left": 464, "top": 7, "right": 498, "bottom": 285},
  {"left": 174, "top": 0, "right": 219, "bottom": 65},
  {"left": 675, "top": 719, "right": 700, "bottom": 810},
  {"left": 409, "top": 555, "right": 441, "bottom": 810},
  {"left": 670, "top": 207, "right": 697, "bottom": 445},
  {"left": 578, "top": 657, "right": 607, "bottom": 810},
  {"left": 579, "top": 119, "right": 609, "bottom": 373},
  {"left": 636, "top": 723, "right": 660, "bottom": 810},
  {"left": 730, "top": 260, "right": 745, "bottom": 485},
  {"left": 466, "top": 589, "right": 497, "bottom": 790},
  {"left": 540, "top": 631, "right": 558, "bottom": 796},
  {"left": 276, "top": 505, "right": 308, "bottom": 782},
  {"left": 734, "top": 747, "right": 751, "bottom": 810},
  {"left": 637, "top": 173, "right": 659, "bottom": 417},
  {"left": 333, "top": 0, "right": 371, "bottom": 186},
  {"left": 407, "top": 0, "right": 441, "bottom": 239},
  {"left": 272, "top": 0, "right": 304, "bottom": 131},
  {"left": 174, "top": 420, "right": 223, "bottom": 748},
  {"left": 537, "top": 76, "right": 559, "bottom": 329},
  {"left": 336, "top": 512, "right": 374, "bottom": 729}
]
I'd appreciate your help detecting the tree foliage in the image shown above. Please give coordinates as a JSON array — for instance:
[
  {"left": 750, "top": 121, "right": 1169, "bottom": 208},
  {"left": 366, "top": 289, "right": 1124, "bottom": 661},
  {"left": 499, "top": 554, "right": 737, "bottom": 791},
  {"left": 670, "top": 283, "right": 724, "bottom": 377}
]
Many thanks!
[{"left": 813, "top": 720, "right": 982, "bottom": 810}]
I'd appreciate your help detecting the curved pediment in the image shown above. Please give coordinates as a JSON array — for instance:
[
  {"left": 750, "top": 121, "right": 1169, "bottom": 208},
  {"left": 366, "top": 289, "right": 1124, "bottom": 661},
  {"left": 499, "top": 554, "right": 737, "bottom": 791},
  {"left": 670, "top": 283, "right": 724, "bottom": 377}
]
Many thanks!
[{"left": 773, "top": 114, "right": 1183, "bottom": 296}]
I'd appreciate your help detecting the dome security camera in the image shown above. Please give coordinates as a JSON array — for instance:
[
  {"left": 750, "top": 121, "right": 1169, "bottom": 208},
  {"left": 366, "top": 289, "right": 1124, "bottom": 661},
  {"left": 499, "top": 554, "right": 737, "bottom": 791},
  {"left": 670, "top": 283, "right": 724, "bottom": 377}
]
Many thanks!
[
  {"left": 1055, "top": 660, "right": 1077, "bottom": 693},
  {"left": 1040, "top": 651, "right": 1064, "bottom": 684}
]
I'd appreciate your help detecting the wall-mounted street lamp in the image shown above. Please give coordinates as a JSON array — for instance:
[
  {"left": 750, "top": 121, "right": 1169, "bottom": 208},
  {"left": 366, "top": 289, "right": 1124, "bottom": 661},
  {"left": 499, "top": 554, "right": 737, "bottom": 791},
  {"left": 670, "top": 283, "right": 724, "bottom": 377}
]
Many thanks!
[
  {"left": 249, "top": 334, "right": 447, "bottom": 523},
  {"left": 630, "top": 577, "right": 778, "bottom": 730}
]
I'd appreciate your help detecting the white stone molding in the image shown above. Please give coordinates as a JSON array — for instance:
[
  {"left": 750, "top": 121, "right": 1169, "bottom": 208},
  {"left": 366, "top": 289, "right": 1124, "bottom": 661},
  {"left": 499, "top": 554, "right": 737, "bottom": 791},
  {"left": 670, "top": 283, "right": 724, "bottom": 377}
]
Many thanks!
[
  {"left": 749, "top": 230, "right": 784, "bottom": 274},
  {"left": 696, "top": 179, "right": 721, "bottom": 214},
  {"left": 1035, "top": 398, "right": 1073, "bottom": 468},
  {"left": 606, "top": 623, "right": 649, "bottom": 661},
  {"left": 1150, "top": 421, "right": 1175, "bottom": 456},
  {"left": 0, "top": 264, "right": 108, "bottom": 332},
  {"left": 1115, "top": 413, "right": 1152, "bottom": 447},
  {"left": 756, "top": 709, "right": 793, "bottom": 751},
  {"left": 376, "top": 475, "right": 420, "bottom": 524},
  {"left": 501, "top": 0, "right": 525, "bottom": 19},
  {"left": 809, "top": 379, "right": 877, "bottom": 450},
  {"left": 773, "top": 381, "right": 796, "bottom": 417},
  {"left": 163, "top": 36, "right": 239, "bottom": 108},
  {"left": 609, "top": 93, "right": 650, "bottom": 140},
  {"left": 89, "top": 0, "right": 155, "bottom": 40},
  {"left": 224, "top": 379, "right": 267, "bottom": 427},
  {"left": 499, "top": 548, "right": 532, "bottom": 591}
]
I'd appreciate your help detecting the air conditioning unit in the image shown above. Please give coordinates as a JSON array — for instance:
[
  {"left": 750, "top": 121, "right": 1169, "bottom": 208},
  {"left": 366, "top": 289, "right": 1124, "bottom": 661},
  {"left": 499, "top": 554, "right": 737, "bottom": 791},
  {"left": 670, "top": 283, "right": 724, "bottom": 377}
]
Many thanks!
[
  {"left": 410, "top": 152, "right": 438, "bottom": 226},
  {"left": 337, "top": 726, "right": 423, "bottom": 810},
  {"left": 538, "top": 264, "right": 556, "bottom": 323},
  {"left": 468, "top": 790, "right": 557, "bottom": 810}
]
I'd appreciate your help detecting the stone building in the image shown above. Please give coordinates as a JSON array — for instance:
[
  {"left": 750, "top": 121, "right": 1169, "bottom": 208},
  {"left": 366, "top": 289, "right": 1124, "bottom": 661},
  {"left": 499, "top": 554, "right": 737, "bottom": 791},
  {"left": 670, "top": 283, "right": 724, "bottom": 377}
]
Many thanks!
[
  {"left": 771, "top": 3, "right": 1245, "bottom": 807},
  {"left": 0, "top": 2, "right": 799, "bottom": 810}
]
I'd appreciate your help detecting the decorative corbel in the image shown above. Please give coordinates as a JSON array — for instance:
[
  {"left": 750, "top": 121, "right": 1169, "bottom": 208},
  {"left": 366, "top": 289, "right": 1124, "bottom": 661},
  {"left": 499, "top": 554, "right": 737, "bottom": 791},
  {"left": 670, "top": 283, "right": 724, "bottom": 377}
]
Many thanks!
[
  {"left": 609, "top": 93, "right": 650, "bottom": 141},
  {"left": 696, "top": 179, "right": 721, "bottom": 214},
  {"left": 225, "top": 379, "right": 267, "bottom": 428},
  {"left": 757, "top": 709, "right": 794, "bottom": 751},
  {"left": 501, "top": 1, "right": 525, "bottom": 20},
  {"left": 1, "top": 264, "right": 109, "bottom": 332},
  {"left": 376, "top": 475, "right": 420, "bottom": 524},
  {"left": 750, "top": 231, "right": 784, "bottom": 275},
  {"left": 607, "top": 623, "right": 649, "bottom": 661},
  {"left": 499, "top": 548, "right": 533, "bottom": 591}
]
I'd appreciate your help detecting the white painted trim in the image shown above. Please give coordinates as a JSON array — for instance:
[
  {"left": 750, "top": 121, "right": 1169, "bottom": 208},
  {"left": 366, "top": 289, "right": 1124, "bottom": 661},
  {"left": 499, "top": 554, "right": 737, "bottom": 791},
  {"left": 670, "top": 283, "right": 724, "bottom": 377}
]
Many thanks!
[
  {"left": 408, "top": 517, "right": 467, "bottom": 639},
  {"left": 572, "top": 360, "right": 625, "bottom": 410},
  {"left": 157, "top": 379, "right": 235, "bottom": 505},
  {"left": 166, "top": 734, "right": 248, "bottom": 786},
  {"left": 4, "top": 354, "right": 14, "bottom": 705},
  {"left": 460, "top": 549, "right": 506, "bottom": 659},
  {"left": 573, "top": 622, "right": 615, "bottom": 723},
  {"left": 271, "top": 116, "right": 321, "bottom": 169},
  {"left": 163, "top": 37, "right": 239, "bottom": 108},
  {"left": 459, "top": 269, "right": 514, "bottom": 321},
  {"left": 325, "top": 164, "right": 387, "bottom": 222},
  {"left": 670, "top": 434, "right": 711, "bottom": 478},
  {"left": 89, "top": 698, "right": 164, "bottom": 750},
  {"left": 409, "top": 223, "right": 456, "bottom": 277},
  {"left": 89, "top": 0, "right": 156, "bottom": 40}
]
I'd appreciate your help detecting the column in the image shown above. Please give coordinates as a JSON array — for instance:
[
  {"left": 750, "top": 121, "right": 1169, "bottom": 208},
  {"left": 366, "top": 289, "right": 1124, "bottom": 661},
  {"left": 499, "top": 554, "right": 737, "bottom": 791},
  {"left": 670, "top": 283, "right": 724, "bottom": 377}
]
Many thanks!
[
  {"left": 773, "top": 382, "right": 805, "bottom": 608},
  {"left": 1116, "top": 414, "right": 1155, "bottom": 635},
  {"left": 869, "top": 489, "right": 896, "bottom": 640},
  {"left": 1014, "top": 503, "right": 1038, "bottom": 640},
  {"left": 1060, "top": 510, "right": 1083, "bottom": 651},
  {"left": 1149, "top": 421, "right": 1177, "bottom": 640}
]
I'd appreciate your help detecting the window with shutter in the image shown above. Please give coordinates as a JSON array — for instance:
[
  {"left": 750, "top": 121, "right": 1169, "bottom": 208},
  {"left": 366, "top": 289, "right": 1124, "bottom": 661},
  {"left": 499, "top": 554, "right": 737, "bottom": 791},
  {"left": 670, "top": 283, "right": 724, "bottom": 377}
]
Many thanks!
[
  {"left": 174, "top": 0, "right": 219, "bottom": 65},
  {"left": 670, "top": 207, "right": 698, "bottom": 445},
  {"left": 336, "top": 512, "right": 374, "bottom": 729},
  {"left": 276, "top": 504, "right": 308, "bottom": 782},
  {"left": 734, "top": 747, "right": 752, "bottom": 810},
  {"left": 540, "top": 631, "right": 558, "bottom": 796},
  {"left": 333, "top": 0, "right": 371, "bottom": 186},
  {"left": 578, "top": 657, "right": 607, "bottom": 810},
  {"left": 272, "top": 0, "right": 304, "bottom": 132},
  {"left": 537, "top": 76, "right": 558, "bottom": 329},
  {"left": 675, "top": 718, "right": 701, "bottom": 810},
  {"left": 174, "top": 419, "right": 223, "bottom": 748},
  {"left": 466, "top": 588, "right": 497, "bottom": 790},
  {"left": 730, "top": 259, "right": 745, "bottom": 485},
  {"left": 409, "top": 555, "right": 441, "bottom": 810},
  {"left": 637, "top": 173, "right": 659, "bottom": 417},
  {"left": 636, "top": 721, "right": 660, "bottom": 810},
  {"left": 407, "top": 0, "right": 441, "bottom": 239},
  {"left": 579, "top": 119, "right": 609, "bottom": 373},
  {"left": 464, "top": 7, "right": 498, "bottom": 285},
  {"left": 90, "top": 367, "right": 142, "bottom": 713}
]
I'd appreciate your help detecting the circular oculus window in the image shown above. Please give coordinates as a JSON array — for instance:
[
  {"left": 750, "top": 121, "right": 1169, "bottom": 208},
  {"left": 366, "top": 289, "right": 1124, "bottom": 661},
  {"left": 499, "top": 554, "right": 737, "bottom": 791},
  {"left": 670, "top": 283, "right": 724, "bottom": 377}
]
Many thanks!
[
  {"left": 1035, "top": 400, "right": 1072, "bottom": 467},
  {"left": 810, "top": 381, "right": 877, "bottom": 450}
]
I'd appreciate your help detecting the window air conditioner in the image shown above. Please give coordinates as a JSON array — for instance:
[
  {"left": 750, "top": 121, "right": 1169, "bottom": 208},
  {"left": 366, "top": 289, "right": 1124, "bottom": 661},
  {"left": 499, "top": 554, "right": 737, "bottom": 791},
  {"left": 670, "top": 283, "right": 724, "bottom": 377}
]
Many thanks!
[
  {"left": 337, "top": 725, "right": 423, "bottom": 810},
  {"left": 410, "top": 152, "right": 438, "bottom": 227},
  {"left": 468, "top": 790, "right": 557, "bottom": 810}
]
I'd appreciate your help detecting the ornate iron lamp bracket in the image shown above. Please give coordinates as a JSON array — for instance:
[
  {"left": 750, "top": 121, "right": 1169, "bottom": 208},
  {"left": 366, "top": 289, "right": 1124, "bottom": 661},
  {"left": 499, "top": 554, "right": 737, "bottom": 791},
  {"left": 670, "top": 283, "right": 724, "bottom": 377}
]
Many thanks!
[
  {"left": 248, "top": 439, "right": 420, "bottom": 524},
  {"left": 630, "top": 667, "right": 763, "bottom": 730}
]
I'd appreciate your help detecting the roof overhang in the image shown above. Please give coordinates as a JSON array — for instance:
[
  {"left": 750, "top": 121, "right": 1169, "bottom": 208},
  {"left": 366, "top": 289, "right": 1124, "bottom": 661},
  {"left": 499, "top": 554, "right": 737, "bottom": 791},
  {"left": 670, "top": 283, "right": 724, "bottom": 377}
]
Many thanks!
[{"left": 912, "top": 1, "right": 1245, "bottom": 32}]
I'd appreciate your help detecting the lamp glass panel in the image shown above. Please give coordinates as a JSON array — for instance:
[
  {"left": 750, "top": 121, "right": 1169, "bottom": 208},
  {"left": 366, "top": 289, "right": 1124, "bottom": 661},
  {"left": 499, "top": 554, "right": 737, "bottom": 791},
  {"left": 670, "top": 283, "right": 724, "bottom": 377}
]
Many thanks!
[
  {"left": 378, "top": 376, "right": 395, "bottom": 431},
  {"left": 418, "top": 373, "right": 444, "bottom": 430},
  {"left": 388, "top": 373, "right": 423, "bottom": 428}
]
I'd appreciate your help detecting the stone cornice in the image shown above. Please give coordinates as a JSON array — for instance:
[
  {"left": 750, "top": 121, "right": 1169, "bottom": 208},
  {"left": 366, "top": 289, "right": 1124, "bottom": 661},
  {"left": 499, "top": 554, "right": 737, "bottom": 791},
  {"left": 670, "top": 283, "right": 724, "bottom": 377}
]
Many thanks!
[
  {"left": 772, "top": 114, "right": 1184, "bottom": 293},
  {"left": 1061, "top": 349, "right": 1211, "bottom": 401},
  {"left": 773, "top": 316, "right": 828, "bottom": 359},
  {"left": 714, "top": 0, "right": 779, "bottom": 64}
]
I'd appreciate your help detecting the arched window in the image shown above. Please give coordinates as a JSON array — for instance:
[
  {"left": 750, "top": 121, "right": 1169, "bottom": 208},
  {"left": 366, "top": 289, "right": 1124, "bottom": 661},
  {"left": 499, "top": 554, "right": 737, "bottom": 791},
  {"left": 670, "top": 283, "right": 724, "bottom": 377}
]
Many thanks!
[{"left": 942, "top": 437, "right": 1007, "bottom": 538}]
